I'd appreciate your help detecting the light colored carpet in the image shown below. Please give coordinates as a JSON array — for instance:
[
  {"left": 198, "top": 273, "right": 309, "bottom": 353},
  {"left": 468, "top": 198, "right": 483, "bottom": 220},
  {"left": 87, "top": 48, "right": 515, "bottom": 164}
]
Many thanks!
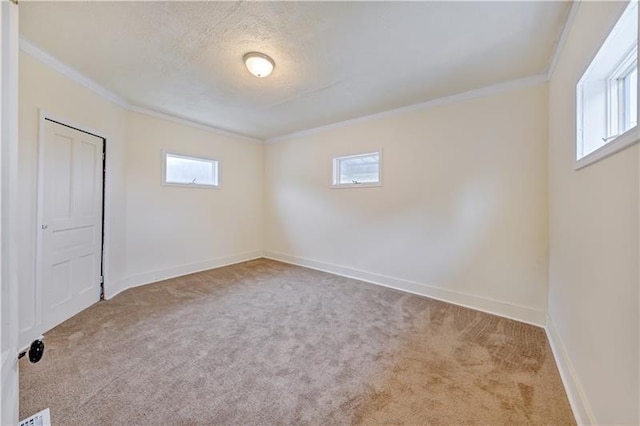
[{"left": 20, "top": 259, "right": 574, "bottom": 425}]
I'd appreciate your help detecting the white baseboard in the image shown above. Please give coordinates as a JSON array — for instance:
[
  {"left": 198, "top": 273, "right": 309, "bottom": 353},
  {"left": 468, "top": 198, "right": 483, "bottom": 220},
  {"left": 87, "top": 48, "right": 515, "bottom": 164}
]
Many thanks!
[
  {"left": 545, "top": 314, "right": 595, "bottom": 425},
  {"left": 107, "top": 251, "right": 263, "bottom": 299},
  {"left": 263, "top": 251, "right": 546, "bottom": 326}
]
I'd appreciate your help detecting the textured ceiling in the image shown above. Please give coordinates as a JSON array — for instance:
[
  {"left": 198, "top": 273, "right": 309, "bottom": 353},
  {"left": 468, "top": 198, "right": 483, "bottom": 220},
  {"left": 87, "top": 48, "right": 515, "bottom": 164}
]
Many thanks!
[{"left": 20, "top": 1, "right": 571, "bottom": 140}]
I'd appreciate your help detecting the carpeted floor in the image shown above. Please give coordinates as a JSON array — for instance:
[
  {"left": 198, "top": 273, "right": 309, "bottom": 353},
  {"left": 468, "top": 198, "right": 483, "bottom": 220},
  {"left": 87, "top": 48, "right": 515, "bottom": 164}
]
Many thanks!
[{"left": 19, "top": 259, "right": 574, "bottom": 425}]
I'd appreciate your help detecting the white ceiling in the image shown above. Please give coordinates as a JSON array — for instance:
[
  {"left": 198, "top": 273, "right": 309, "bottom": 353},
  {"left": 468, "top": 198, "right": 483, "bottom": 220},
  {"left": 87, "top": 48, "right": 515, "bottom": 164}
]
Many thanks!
[{"left": 20, "top": 1, "right": 572, "bottom": 140}]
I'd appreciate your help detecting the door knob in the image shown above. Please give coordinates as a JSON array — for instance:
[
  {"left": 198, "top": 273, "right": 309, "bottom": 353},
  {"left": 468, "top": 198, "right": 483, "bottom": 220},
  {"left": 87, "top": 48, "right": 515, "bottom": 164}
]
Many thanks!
[{"left": 41, "top": 224, "right": 48, "bottom": 230}]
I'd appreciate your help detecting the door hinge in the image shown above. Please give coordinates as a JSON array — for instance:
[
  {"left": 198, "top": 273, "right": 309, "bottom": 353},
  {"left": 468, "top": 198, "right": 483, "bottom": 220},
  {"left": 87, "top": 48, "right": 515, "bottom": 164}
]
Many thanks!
[{"left": 100, "top": 276, "right": 104, "bottom": 284}]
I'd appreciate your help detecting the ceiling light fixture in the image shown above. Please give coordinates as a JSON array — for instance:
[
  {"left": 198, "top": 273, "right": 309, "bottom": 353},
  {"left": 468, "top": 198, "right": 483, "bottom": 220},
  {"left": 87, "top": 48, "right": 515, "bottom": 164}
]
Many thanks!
[{"left": 243, "top": 52, "right": 275, "bottom": 78}]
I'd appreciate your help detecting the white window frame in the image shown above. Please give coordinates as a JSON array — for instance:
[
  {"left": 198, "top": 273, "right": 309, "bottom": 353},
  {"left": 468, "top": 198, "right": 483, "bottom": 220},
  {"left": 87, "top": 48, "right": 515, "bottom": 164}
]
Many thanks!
[
  {"left": 606, "top": 46, "right": 637, "bottom": 139},
  {"left": 162, "top": 151, "right": 220, "bottom": 189},
  {"left": 575, "top": 0, "right": 639, "bottom": 170},
  {"left": 330, "top": 150, "right": 382, "bottom": 189}
]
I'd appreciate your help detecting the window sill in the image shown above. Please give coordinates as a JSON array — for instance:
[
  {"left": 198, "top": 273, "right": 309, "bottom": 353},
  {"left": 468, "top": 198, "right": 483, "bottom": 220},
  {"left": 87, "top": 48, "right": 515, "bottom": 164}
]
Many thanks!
[
  {"left": 162, "top": 182, "right": 220, "bottom": 189},
  {"left": 330, "top": 182, "right": 382, "bottom": 189},
  {"left": 575, "top": 126, "right": 639, "bottom": 170}
]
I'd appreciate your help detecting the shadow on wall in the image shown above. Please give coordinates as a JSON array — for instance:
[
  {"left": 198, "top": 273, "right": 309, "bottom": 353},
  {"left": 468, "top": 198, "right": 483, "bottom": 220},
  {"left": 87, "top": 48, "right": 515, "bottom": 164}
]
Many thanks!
[{"left": 266, "top": 171, "right": 502, "bottom": 290}]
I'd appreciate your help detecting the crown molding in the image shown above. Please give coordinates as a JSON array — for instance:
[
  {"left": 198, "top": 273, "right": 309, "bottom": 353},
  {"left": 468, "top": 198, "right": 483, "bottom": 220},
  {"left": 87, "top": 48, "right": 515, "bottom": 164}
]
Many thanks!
[
  {"left": 18, "top": 37, "right": 263, "bottom": 144},
  {"left": 19, "top": 37, "right": 130, "bottom": 109},
  {"left": 546, "top": 0, "right": 581, "bottom": 80},
  {"left": 127, "top": 106, "right": 263, "bottom": 144},
  {"left": 22, "top": 6, "right": 574, "bottom": 147},
  {"left": 265, "top": 1, "right": 581, "bottom": 144},
  {"left": 128, "top": 106, "right": 261, "bottom": 144},
  {"left": 265, "top": 73, "right": 548, "bottom": 144}
]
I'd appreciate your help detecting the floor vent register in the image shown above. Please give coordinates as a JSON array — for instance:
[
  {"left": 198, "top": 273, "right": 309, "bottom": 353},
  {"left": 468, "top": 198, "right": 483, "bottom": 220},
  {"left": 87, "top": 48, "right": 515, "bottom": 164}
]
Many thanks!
[{"left": 19, "top": 408, "right": 51, "bottom": 426}]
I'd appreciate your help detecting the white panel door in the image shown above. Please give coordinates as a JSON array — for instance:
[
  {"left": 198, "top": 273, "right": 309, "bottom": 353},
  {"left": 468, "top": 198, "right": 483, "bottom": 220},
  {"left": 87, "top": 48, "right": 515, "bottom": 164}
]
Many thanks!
[{"left": 40, "top": 119, "right": 104, "bottom": 332}]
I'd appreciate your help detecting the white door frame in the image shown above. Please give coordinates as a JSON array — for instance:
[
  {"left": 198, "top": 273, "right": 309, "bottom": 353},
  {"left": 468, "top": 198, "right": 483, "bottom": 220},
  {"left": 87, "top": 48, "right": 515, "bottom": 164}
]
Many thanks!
[
  {"left": 1, "top": 1, "right": 20, "bottom": 424},
  {"left": 35, "top": 110, "right": 110, "bottom": 334}
]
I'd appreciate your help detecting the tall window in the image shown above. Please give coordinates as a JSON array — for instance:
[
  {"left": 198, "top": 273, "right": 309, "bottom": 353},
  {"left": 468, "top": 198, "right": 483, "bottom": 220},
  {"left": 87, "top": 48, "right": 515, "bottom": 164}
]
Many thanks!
[
  {"left": 576, "top": 0, "right": 638, "bottom": 169},
  {"left": 163, "top": 152, "right": 219, "bottom": 188},
  {"left": 332, "top": 151, "right": 381, "bottom": 188}
]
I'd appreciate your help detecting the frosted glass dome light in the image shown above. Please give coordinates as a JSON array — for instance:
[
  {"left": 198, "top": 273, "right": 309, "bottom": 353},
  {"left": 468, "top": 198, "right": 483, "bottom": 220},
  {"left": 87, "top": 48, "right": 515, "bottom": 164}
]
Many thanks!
[{"left": 243, "top": 52, "right": 275, "bottom": 78}]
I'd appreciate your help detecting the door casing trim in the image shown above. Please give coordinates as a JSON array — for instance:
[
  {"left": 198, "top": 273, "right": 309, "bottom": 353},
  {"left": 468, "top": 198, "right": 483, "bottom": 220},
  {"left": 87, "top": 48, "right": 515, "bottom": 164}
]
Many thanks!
[{"left": 34, "top": 110, "right": 110, "bottom": 336}]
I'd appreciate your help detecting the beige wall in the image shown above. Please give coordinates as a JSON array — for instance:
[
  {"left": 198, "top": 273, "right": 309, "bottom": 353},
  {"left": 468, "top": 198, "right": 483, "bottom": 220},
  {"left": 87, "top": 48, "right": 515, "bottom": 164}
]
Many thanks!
[
  {"left": 548, "top": 1, "right": 639, "bottom": 424},
  {"left": 123, "top": 112, "right": 263, "bottom": 285},
  {"left": 18, "top": 52, "right": 263, "bottom": 349},
  {"left": 18, "top": 8, "right": 640, "bottom": 422},
  {"left": 18, "top": 52, "right": 128, "bottom": 348},
  {"left": 264, "top": 84, "right": 549, "bottom": 325}
]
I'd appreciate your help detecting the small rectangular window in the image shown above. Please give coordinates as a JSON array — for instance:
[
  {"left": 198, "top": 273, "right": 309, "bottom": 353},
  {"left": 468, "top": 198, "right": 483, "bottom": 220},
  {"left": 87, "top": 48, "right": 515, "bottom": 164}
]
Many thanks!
[
  {"left": 163, "top": 152, "right": 219, "bottom": 188},
  {"left": 332, "top": 151, "right": 381, "bottom": 188},
  {"left": 576, "top": 0, "right": 639, "bottom": 169}
]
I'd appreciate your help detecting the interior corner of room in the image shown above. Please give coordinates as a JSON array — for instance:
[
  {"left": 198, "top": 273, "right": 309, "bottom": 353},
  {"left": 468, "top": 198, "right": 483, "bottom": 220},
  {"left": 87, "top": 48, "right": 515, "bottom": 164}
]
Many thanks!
[{"left": 1, "top": 0, "right": 639, "bottom": 425}]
